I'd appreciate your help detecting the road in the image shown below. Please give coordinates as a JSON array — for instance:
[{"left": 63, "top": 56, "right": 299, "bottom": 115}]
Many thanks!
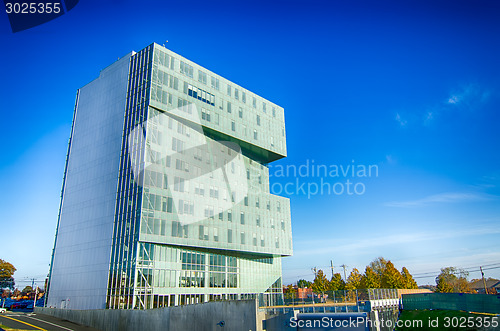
[{"left": 0, "top": 311, "right": 100, "bottom": 331}]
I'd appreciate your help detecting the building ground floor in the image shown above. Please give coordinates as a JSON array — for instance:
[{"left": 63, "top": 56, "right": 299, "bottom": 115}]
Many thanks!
[{"left": 107, "top": 242, "right": 285, "bottom": 309}]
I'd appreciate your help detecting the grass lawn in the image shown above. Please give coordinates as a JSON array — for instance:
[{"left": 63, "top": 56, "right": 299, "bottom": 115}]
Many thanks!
[{"left": 395, "top": 310, "right": 498, "bottom": 331}]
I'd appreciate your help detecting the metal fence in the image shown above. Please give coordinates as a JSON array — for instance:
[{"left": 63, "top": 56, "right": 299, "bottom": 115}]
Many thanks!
[
  {"left": 282, "top": 288, "right": 398, "bottom": 306},
  {"left": 402, "top": 293, "right": 500, "bottom": 314}
]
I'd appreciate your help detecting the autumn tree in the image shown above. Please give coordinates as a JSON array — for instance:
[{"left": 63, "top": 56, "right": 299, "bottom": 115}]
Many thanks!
[
  {"left": 381, "top": 261, "right": 404, "bottom": 289},
  {"left": 2, "top": 289, "right": 11, "bottom": 298},
  {"left": 22, "top": 286, "right": 33, "bottom": 295},
  {"left": 361, "top": 266, "right": 381, "bottom": 289},
  {"left": 12, "top": 288, "right": 21, "bottom": 297},
  {"left": 329, "top": 273, "right": 345, "bottom": 291},
  {"left": 346, "top": 268, "right": 363, "bottom": 290},
  {"left": 401, "top": 267, "right": 418, "bottom": 289},
  {"left": 369, "top": 257, "right": 389, "bottom": 279},
  {"left": 285, "top": 284, "right": 297, "bottom": 299},
  {"left": 312, "top": 269, "right": 329, "bottom": 294},
  {"left": 0, "top": 259, "right": 16, "bottom": 290},
  {"left": 436, "top": 267, "right": 471, "bottom": 293}
]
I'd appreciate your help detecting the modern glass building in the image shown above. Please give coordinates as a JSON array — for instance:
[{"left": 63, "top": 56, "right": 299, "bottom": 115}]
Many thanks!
[{"left": 46, "top": 43, "right": 292, "bottom": 310}]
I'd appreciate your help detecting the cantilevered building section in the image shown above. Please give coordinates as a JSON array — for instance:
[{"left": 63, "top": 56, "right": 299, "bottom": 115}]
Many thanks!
[{"left": 46, "top": 43, "right": 292, "bottom": 310}]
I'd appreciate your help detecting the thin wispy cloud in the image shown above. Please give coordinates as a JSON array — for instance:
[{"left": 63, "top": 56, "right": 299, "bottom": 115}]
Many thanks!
[
  {"left": 385, "top": 191, "right": 496, "bottom": 207},
  {"left": 394, "top": 84, "right": 491, "bottom": 127},
  {"left": 447, "top": 84, "right": 490, "bottom": 109},
  {"left": 395, "top": 112, "right": 407, "bottom": 127},
  {"left": 294, "top": 225, "right": 500, "bottom": 258}
]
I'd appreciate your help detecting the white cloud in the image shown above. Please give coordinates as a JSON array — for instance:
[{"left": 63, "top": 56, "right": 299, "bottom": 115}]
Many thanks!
[{"left": 447, "top": 95, "right": 459, "bottom": 104}]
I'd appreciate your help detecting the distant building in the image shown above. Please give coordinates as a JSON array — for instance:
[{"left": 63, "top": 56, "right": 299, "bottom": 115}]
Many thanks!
[
  {"left": 46, "top": 43, "right": 292, "bottom": 310},
  {"left": 469, "top": 279, "right": 500, "bottom": 294}
]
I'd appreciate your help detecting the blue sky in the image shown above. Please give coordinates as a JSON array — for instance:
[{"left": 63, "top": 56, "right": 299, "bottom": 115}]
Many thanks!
[{"left": 1, "top": 0, "right": 499, "bottom": 289}]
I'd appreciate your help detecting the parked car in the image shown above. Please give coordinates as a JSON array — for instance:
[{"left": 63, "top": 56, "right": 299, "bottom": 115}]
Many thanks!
[{"left": 0, "top": 307, "right": 6, "bottom": 313}]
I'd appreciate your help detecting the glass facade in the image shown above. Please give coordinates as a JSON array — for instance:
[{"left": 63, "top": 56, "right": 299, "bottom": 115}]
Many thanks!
[{"left": 47, "top": 43, "right": 292, "bottom": 310}]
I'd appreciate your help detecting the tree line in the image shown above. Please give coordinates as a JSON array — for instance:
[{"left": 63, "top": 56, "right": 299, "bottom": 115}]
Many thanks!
[{"left": 295, "top": 257, "right": 418, "bottom": 293}]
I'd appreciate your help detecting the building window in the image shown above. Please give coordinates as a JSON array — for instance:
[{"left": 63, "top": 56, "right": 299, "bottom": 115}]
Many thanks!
[
  {"left": 260, "top": 235, "right": 265, "bottom": 247},
  {"left": 253, "top": 233, "right": 257, "bottom": 246},
  {"left": 231, "top": 121, "right": 235, "bottom": 132},
  {"left": 201, "top": 108, "right": 211, "bottom": 122},
  {"left": 242, "top": 92, "right": 246, "bottom": 103},
  {"left": 256, "top": 115, "right": 261, "bottom": 126},
  {"left": 209, "top": 186, "right": 219, "bottom": 199},
  {"left": 204, "top": 206, "right": 214, "bottom": 218},
  {"left": 240, "top": 232, "right": 245, "bottom": 244},
  {"left": 252, "top": 97, "right": 256, "bottom": 108},
  {"left": 214, "top": 228, "right": 219, "bottom": 242},
  {"left": 180, "top": 61, "right": 194, "bottom": 77},
  {"left": 227, "top": 229, "right": 233, "bottom": 243},
  {"left": 272, "top": 107, "right": 276, "bottom": 117},
  {"left": 172, "top": 221, "right": 188, "bottom": 238},
  {"left": 244, "top": 196, "right": 248, "bottom": 206},
  {"left": 256, "top": 215, "right": 260, "bottom": 227},
  {"left": 174, "top": 177, "right": 185, "bottom": 192},
  {"left": 211, "top": 76, "right": 220, "bottom": 90},
  {"left": 263, "top": 102, "right": 267, "bottom": 113},
  {"left": 238, "top": 108, "right": 243, "bottom": 119},
  {"left": 240, "top": 212, "right": 245, "bottom": 225},
  {"left": 227, "top": 211, "right": 232, "bottom": 222},
  {"left": 253, "top": 130, "right": 257, "bottom": 140},
  {"left": 198, "top": 70, "right": 207, "bottom": 84},
  {"left": 234, "top": 89, "right": 239, "bottom": 100},
  {"left": 200, "top": 225, "right": 210, "bottom": 240},
  {"left": 227, "top": 85, "right": 231, "bottom": 96},
  {"left": 227, "top": 101, "right": 232, "bottom": 113}
]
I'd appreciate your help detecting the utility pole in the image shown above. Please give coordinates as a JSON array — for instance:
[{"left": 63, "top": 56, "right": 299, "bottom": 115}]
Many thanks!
[
  {"left": 311, "top": 267, "right": 317, "bottom": 307},
  {"left": 480, "top": 266, "right": 488, "bottom": 294},
  {"left": 330, "top": 260, "right": 334, "bottom": 278},
  {"left": 33, "top": 286, "right": 38, "bottom": 309},
  {"left": 340, "top": 264, "right": 348, "bottom": 282}
]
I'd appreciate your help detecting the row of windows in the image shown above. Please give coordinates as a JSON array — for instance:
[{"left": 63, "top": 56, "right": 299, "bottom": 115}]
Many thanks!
[
  {"left": 144, "top": 191, "right": 285, "bottom": 227},
  {"left": 153, "top": 68, "right": 179, "bottom": 90},
  {"left": 174, "top": 54, "right": 278, "bottom": 119},
  {"left": 180, "top": 61, "right": 194, "bottom": 77},
  {"left": 150, "top": 85, "right": 282, "bottom": 148},
  {"left": 154, "top": 50, "right": 175, "bottom": 69},
  {"left": 147, "top": 218, "right": 285, "bottom": 248},
  {"left": 186, "top": 83, "right": 215, "bottom": 106},
  {"left": 179, "top": 60, "right": 220, "bottom": 92},
  {"left": 139, "top": 269, "right": 238, "bottom": 289}
]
